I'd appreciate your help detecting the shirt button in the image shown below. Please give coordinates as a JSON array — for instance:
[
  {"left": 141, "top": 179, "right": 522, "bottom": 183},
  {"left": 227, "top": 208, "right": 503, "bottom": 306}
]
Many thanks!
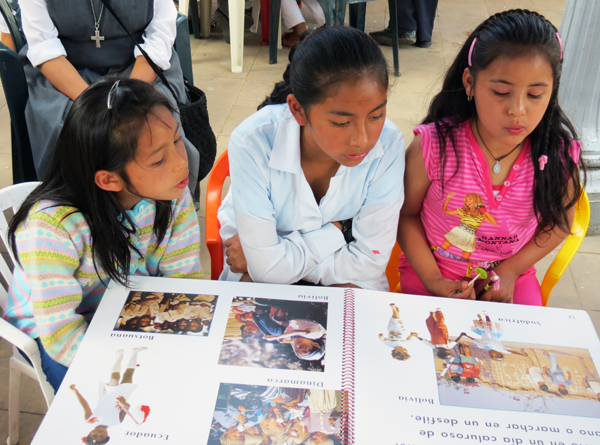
[
  {"left": 513, "top": 164, "right": 520, "bottom": 171},
  {"left": 496, "top": 195, "right": 503, "bottom": 201},
  {"left": 504, "top": 180, "right": 511, "bottom": 187}
]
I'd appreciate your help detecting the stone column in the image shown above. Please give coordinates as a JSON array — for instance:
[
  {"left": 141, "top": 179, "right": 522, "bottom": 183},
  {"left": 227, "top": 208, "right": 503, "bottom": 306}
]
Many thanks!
[{"left": 559, "top": 0, "right": 600, "bottom": 234}]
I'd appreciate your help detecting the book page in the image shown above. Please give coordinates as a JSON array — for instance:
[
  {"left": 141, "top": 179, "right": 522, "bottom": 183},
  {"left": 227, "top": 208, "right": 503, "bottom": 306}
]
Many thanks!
[
  {"left": 32, "top": 278, "right": 346, "bottom": 444},
  {"left": 354, "top": 291, "right": 600, "bottom": 445}
]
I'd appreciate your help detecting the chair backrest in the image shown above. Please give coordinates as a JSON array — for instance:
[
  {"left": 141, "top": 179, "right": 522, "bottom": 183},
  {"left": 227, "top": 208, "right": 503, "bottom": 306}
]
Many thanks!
[
  {"left": 205, "top": 151, "right": 230, "bottom": 279},
  {"left": 174, "top": 12, "right": 194, "bottom": 86},
  {"left": 540, "top": 188, "right": 591, "bottom": 306},
  {"left": 0, "top": 1, "right": 37, "bottom": 184},
  {"left": 0, "top": 182, "right": 40, "bottom": 310},
  {"left": 0, "top": 44, "right": 37, "bottom": 184}
]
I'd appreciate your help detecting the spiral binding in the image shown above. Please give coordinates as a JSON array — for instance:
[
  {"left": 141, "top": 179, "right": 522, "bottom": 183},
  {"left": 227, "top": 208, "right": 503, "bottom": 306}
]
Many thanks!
[{"left": 341, "top": 289, "right": 355, "bottom": 445}]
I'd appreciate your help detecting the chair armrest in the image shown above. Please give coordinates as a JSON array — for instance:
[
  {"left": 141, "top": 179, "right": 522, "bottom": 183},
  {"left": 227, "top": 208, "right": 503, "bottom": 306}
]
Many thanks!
[{"left": 0, "top": 317, "right": 39, "bottom": 359}]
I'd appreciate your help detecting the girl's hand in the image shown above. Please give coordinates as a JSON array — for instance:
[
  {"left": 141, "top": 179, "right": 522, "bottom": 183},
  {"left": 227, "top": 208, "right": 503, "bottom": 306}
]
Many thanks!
[
  {"left": 476, "top": 266, "right": 516, "bottom": 303},
  {"left": 224, "top": 234, "right": 248, "bottom": 274},
  {"left": 425, "top": 277, "right": 476, "bottom": 300},
  {"left": 446, "top": 192, "right": 456, "bottom": 201}
]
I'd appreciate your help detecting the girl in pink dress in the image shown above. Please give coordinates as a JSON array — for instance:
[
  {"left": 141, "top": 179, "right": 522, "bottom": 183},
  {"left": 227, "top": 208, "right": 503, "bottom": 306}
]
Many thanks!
[{"left": 397, "top": 9, "right": 583, "bottom": 306}]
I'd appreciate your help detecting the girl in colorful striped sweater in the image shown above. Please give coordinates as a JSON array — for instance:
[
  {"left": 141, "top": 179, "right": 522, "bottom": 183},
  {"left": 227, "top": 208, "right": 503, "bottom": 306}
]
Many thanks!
[
  {"left": 4, "top": 78, "right": 203, "bottom": 391},
  {"left": 397, "top": 9, "right": 583, "bottom": 306}
]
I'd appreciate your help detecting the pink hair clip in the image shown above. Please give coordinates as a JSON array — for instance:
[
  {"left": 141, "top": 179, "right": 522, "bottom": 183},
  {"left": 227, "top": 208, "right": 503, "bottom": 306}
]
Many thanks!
[
  {"left": 556, "top": 32, "right": 563, "bottom": 60},
  {"left": 468, "top": 38, "right": 477, "bottom": 67},
  {"left": 538, "top": 155, "right": 548, "bottom": 171}
]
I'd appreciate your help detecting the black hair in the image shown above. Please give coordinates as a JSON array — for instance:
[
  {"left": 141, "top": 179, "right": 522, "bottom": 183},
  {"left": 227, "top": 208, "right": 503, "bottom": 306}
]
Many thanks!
[
  {"left": 85, "top": 433, "right": 110, "bottom": 445},
  {"left": 9, "top": 77, "right": 175, "bottom": 286},
  {"left": 423, "top": 9, "right": 583, "bottom": 238},
  {"left": 259, "top": 26, "right": 388, "bottom": 110}
]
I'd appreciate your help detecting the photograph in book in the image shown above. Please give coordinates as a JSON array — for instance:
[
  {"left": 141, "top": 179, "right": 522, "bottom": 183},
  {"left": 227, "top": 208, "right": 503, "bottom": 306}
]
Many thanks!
[
  {"left": 376, "top": 304, "right": 600, "bottom": 417},
  {"left": 69, "top": 347, "right": 152, "bottom": 444},
  {"left": 207, "top": 383, "right": 342, "bottom": 445},
  {"left": 219, "top": 297, "right": 328, "bottom": 371},
  {"left": 113, "top": 291, "right": 218, "bottom": 336}
]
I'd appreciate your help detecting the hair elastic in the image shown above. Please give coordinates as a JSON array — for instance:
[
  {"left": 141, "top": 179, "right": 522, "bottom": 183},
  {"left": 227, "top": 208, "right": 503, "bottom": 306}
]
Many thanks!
[
  {"left": 538, "top": 155, "right": 548, "bottom": 171},
  {"left": 556, "top": 32, "right": 563, "bottom": 60},
  {"left": 468, "top": 38, "right": 477, "bottom": 67}
]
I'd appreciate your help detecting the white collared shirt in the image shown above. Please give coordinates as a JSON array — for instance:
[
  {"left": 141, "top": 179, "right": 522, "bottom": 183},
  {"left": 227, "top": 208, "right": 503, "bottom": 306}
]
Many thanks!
[
  {"left": 218, "top": 103, "right": 405, "bottom": 290},
  {"left": 21, "top": 0, "right": 175, "bottom": 69}
]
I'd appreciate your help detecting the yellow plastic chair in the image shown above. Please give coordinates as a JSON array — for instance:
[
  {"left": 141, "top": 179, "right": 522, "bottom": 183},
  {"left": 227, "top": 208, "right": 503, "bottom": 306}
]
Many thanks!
[{"left": 540, "top": 189, "right": 590, "bottom": 306}]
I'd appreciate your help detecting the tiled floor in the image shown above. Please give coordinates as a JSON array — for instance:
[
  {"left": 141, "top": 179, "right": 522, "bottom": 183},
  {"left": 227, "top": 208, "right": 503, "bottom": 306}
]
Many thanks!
[{"left": 1, "top": 0, "right": 599, "bottom": 443}]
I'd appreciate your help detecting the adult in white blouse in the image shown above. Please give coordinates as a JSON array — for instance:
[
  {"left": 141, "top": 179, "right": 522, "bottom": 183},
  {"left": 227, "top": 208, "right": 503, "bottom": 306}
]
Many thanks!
[
  {"left": 20, "top": 0, "right": 200, "bottom": 200},
  {"left": 218, "top": 27, "right": 405, "bottom": 291}
]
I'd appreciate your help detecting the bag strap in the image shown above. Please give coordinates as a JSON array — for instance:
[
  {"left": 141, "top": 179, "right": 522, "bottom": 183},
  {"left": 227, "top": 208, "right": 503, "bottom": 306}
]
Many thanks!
[{"left": 98, "top": 0, "right": 179, "bottom": 101}]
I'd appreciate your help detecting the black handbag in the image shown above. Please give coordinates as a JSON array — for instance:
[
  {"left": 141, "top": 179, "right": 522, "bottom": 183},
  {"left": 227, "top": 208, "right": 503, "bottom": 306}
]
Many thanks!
[{"left": 101, "top": 0, "right": 217, "bottom": 181}]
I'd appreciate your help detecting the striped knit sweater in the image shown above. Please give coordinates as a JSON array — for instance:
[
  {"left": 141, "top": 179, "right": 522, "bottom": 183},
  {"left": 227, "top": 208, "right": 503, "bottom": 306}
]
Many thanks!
[{"left": 4, "top": 188, "right": 202, "bottom": 366}]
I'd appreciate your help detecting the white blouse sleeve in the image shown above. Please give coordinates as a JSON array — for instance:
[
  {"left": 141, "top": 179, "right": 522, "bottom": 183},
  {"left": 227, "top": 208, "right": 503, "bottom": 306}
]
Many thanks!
[
  {"left": 0, "top": 13, "right": 9, "bottom": 33},
  {"left": 21, "top": 0, "right": 67, "bottom": 68},
  {"left": 227, "top": 131, "right": 348, "bottom": 285},
  {"left": 302, "top": 124, "right": 405, "bottom": 289},
  {"left": 134, "top": 0, "right": 176, "bottom": 70}
]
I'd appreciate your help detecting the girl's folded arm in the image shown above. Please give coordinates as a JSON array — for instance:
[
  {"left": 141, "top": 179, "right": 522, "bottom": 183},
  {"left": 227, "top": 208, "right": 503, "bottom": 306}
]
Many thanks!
[
  {"left": 229, "top": 132, "right": 347, "bottom": 284},
  {"left": 398, "top": 135, "right": 475, "bottom": 299},
  {"left": 17, "top": 211, "right": 88, "bottom": 367},
  {"left": 302, "top": 129, "right": 405, "bottom": 286},
  {"left": 158, "top": 188, "right": 203, "bottom": 279}
]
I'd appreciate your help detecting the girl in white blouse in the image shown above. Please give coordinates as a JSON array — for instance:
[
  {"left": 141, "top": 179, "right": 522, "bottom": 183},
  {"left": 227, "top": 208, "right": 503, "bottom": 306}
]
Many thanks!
[{"left": 218, "top": 26, "right": 405, "bottom": 290}]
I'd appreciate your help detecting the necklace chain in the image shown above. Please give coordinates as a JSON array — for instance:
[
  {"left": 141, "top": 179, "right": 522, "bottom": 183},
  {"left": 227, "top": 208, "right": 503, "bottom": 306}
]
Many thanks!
[
  {"left": 475, "top": 120, "right": 521, "bottom": 174},
  {"left": 90, "top": 0, "right": 105, "bottom": 30}
]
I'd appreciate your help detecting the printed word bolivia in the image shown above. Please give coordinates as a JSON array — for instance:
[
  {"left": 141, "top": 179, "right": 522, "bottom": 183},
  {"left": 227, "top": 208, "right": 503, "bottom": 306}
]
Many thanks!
[{"left": 399, "top": 396, "right": 433, "bottom": 404}]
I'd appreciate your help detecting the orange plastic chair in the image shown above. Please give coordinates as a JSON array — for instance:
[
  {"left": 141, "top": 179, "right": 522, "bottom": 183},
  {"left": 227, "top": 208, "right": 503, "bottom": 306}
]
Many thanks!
[
  {"left": 385, "top": 242, "right": 402, "bottom": 292},
  {"left": 205, "top": 150, "right": 230, "bottom": 279},
  {"left": 540, "top": 188, "right": 590, "bottom": 306}
]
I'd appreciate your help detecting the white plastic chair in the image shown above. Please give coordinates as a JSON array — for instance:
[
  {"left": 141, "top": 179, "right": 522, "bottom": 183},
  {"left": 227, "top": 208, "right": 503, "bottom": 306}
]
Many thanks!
[{"left": 0, "top": 181, "right": 54, "bottom": 445}]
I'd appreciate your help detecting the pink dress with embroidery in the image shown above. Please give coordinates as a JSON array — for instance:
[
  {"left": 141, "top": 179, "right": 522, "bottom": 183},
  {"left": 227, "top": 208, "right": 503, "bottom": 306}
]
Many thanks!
[{"left": 399, "top": 121, "right": 581, "bottom": 305}]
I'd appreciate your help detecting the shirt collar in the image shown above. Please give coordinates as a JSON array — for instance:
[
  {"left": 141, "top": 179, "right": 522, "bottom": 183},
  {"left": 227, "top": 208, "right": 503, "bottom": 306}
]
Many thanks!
[
  {"left": 270, "top": 106, "right": 303, "bottom": 174},
  {"left": 269, "top": 105, "right": 386, "bottom": 173}
]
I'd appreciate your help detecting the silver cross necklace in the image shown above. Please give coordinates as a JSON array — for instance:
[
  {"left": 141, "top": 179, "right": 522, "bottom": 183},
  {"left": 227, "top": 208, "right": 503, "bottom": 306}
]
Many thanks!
[
  {"left": 90, "top": 0, "right": 105, "bottom": 48},
  {"left": 475, "top": 120, "right": 522, "bottom": 174}
]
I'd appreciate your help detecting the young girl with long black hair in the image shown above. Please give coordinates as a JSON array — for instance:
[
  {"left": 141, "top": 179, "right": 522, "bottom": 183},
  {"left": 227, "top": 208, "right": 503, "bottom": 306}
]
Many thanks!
[
  {"left": 398, "top": 9, "right": 583, "bottom": 305},
  {"left": 4, "top": 78, "right": 202, "bottom": 391},
  {"left": 218, "top": 26, "right": 405, "bottom": 290}
]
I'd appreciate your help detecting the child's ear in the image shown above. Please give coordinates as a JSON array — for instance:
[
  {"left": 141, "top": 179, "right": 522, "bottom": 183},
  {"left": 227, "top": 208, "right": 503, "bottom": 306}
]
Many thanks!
[
  {"left": 462, "top": 67, "right": 475, "bottom": 99},
  {"left": 95, "top": 170, "right": 124, "bottom": 192},
  {"left": 287, "top": 94, "right": 308, "bottom": 126}
]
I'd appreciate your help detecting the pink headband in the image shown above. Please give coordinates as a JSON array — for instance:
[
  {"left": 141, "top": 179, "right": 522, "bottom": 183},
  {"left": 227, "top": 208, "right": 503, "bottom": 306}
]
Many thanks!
[
  {"left": 468, "top": 38, "right": 477, "bottom": 67},
  {"left": 556, "top": 32, "right": 563, "bottom": 60},
  {"left": 468, "top": 32, "right": 564, "bottom": 67}
]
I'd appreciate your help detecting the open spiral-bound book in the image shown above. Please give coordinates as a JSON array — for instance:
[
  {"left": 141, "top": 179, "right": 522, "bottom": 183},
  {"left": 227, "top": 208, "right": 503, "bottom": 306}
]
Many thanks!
[{"left": 31, "top": 277, "right": 600, "bottom": 445}]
